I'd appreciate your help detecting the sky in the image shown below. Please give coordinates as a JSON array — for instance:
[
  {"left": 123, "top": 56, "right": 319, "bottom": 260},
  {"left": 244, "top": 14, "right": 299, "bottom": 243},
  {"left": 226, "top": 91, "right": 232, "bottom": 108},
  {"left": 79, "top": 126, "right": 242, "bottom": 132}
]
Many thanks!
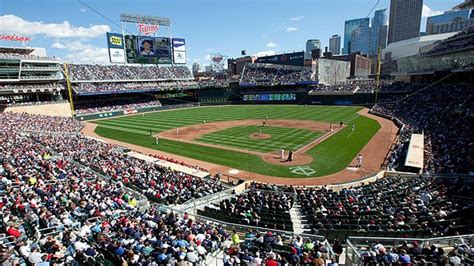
[{"left": 0, "top": 0, "right": 460, "bottom": 67}]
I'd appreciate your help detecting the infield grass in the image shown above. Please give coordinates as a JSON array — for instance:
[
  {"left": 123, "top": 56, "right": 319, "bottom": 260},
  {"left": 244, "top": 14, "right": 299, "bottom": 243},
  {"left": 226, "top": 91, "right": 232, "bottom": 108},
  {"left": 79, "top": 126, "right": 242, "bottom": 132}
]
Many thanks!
[
  {"left": 93, "top": 105, "right": 380, "bottom": 178},
  {"left": 196, "top": 125, "right": 323, "bottom": 153}
]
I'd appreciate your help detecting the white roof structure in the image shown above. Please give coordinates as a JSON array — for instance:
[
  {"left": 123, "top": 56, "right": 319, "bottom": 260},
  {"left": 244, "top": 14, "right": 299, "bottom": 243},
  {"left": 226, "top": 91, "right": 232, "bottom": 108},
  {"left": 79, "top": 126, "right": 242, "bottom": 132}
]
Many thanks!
[{"left": 382, "top": 32, "right": 458, "bottom": 60}]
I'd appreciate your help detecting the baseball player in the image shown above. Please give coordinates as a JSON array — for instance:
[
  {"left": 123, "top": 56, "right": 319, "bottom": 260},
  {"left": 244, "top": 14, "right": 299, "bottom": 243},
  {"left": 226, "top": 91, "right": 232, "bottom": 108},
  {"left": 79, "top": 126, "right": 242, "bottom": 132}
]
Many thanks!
[
  {"left": 149, "top": 128, "right": 153, "bottom": 136},
  {"left": 176, "top": 128, "right": 179, "bottom": 135},
  {"left": 258, "top": 128, "right": 262, "bottom": 136},
  {"left": 330, "top": 122, "right": 333, "bottom": 132},
  {"left": 280, "top": 148, "right": 285, "bottom": 160},
  {"left": 356, "top": 154, "right": 363, "bottom": 168},
  {"left": 352, "top": 124, "right": 355, "bottom": 132},
  {"left": 340, "top": 121, "right": 343, "bottom": 128},
  {"left": 265, "top": 115, "right": 269, "bottom": 121},
  {"left": 155, "top": 136, "right": 159, "bottom": 145},
  {"left": 202, "top": 120, "right": 206, "bottom": 126}
]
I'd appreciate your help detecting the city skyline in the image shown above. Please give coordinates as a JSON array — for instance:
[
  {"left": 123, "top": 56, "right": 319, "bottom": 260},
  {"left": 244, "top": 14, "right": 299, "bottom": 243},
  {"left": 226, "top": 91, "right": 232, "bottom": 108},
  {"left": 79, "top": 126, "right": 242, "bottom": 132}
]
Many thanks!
[{"left": 0, "top": 0, "right": 460, "bottom": 66}]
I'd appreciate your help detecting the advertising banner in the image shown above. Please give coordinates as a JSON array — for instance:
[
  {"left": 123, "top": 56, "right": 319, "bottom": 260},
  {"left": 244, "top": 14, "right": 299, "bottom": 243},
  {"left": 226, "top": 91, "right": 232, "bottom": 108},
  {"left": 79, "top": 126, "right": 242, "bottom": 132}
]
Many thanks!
[
  {"left": 107, "top": 32, "right": 125, "bottom": 63},
  {"left": 172, "top": 38, "right": 186, "bottom": 64},
  {"left": 254, "top": 51, "right": 304, "bottom": 66}
]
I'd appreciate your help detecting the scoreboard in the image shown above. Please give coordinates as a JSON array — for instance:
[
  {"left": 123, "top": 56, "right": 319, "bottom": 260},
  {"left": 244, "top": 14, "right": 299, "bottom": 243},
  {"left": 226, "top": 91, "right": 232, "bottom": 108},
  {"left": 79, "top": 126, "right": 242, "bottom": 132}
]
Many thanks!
[
  {"left": 124, "top": 35, "right": 172, "bottom": 64},
  {"left": 243, "top": 93, "right": 296, "bottom": 101}
]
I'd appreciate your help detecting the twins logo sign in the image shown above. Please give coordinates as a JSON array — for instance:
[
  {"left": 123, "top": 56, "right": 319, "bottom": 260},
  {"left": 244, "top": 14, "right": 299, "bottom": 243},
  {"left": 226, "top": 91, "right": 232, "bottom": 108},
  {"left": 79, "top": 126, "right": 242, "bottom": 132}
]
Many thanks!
[{"left": 289, "top": 166, "right": 316, "bottom": 176}]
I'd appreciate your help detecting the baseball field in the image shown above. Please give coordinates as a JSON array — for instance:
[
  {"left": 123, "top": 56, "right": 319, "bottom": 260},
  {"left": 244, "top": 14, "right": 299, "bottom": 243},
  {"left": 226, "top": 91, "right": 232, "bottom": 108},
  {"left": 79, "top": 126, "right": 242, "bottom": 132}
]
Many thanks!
[{"left": 92, "top": 105, "right": 381, "bottom": 178}]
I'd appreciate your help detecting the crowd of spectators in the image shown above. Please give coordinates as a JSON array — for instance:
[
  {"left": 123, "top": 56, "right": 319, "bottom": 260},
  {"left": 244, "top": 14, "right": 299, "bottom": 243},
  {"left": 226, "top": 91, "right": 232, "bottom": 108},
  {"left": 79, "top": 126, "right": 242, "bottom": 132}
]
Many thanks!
[
  {"left": 224, "top": 231, "right": 336, "bottom": 265},
  {"left": 298, "top": 174, "right": 473, "bottom": 238},
  {"left": 66, "top": 64, "right": 193, "bottom": 81},
  {"left": 199, "top": 185, "right": 294, "bottom": 231},
  {"left": 374, "top": 83, "right": 473, "bottom": 174},
  {"left": 0, "top": 111, "right": 231, "bottom": 264},
  {"left": 310, "top": 80, "right": 428, "bottom": 95},
  {"left": 73, "top": 81, "right": 198, "bottom": 94},
  {"left": 360, "top": 239, "right": 474, "bottom": 265},
  {"left": 240, "top": 64, "right": 313, "bottom": 86},
  {"left": 421, "top": 25, "right": 474, "bottom": 56},
  {"left": 74, "top": 99, "right": 162, "bottom": 115}
]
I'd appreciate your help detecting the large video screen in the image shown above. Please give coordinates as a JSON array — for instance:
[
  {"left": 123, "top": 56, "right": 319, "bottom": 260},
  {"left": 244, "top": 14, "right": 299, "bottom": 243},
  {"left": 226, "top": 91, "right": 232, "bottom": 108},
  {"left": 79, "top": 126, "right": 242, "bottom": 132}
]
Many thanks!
[
  {"left": 243, "top": 93, "right": 296, "bottom": 101},
  {"left": 254, "top": 51, "right": 304, "bottom": 66},
  {"left": 124, "top": 35, "right": 172, "bottom": 64}
]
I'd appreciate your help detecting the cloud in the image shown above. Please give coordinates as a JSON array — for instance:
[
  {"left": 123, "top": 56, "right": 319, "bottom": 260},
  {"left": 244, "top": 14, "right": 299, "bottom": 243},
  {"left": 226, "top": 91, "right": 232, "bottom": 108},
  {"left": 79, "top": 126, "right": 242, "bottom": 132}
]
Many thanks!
[
  {"left": 204, "top": 54, "right": 212, "bottom": 61},
  {"left": 65, "top": 46, "right": 109, "bottom": 64},
  {"left": 289, "top": 16, "right": 304, "bottom": 21},
  {"left": 51, "top": 42, "right": 66, "bottom": 49},
  {"left": 51, "top": 40, "right": 108, "bottom": 64},
  {"left": 0, "top": 14, "right": 110, "bottom": 39},
  {"left": 253, "top": 50, "right": 277, "bottom": 57},
  {"left": 422, "top": 4, "right": 443, "bottom": 17},
  {"left": 285, "top": 26, "right": 298, "bottom": 32},
  {"left": 266, "top": 42, "right": 278, "bottom": 48},
  {"left": 205, "top": 48, "right": 216, "bottom": 52},
  {"left": 80, "top": 7, "right": 88, "bottom": 13}
]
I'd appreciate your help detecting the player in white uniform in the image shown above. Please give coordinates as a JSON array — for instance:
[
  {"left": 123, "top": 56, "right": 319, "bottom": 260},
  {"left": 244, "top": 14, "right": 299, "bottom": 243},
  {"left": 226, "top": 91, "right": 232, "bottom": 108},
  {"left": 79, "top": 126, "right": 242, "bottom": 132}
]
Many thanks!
[
  {"left": 357, "top": 154, "right": 362, "bottom": 168},
  {"left": 352, "top": 124, "right": 355, "bottom": 132},
  {"left": 281, "top": 148, "right": 285, "bottom": 160}
]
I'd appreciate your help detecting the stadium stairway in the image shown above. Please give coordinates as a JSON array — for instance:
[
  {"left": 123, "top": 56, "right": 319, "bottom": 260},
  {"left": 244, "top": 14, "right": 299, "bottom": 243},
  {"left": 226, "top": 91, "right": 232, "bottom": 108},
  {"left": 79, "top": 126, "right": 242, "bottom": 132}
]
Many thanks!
[{"left": 290, "top": 203, "right": 305, "bottom": 234}]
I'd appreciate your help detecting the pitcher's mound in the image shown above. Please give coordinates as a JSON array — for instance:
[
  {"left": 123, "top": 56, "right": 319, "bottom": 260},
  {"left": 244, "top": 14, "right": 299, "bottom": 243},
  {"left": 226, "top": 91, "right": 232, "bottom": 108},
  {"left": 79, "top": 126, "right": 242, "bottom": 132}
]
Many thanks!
[{"left": 250, "top": 133, "right": 271, "bottom": 140}]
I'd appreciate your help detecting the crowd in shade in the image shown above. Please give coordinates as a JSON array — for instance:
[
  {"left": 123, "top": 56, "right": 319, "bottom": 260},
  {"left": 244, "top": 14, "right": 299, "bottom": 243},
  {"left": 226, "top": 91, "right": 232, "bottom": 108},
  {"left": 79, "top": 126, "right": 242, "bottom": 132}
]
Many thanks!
[
  {"left": 374, "top": 83, "right": 474, "bottom": 174},
  {"left": 240, "top": 64, "right": 313, "bottom": 86},
  {"left": 73, "top": 81, "right": 198, "bottom": 94},
  {"left": 360, "top": 239, "right": 474, "bottom": 265},
  {"left": 74, "top": 99, "right": 162, "bottom": 115},
  {"left": 198, "top": 183, "right": 294, "bottom": 231},
  {"left": 0, "top": 111, "right": 230, "bottom": 264},
  {"left": 65, "top": 64, "right": 193, "bottom": 81},
  {"left": 197, "top": 79, "right": 230, "bottom": 88},
  {"left": 421, "top": 25, "right": 474, "bottom": 56},
  {"left": 0, "top": 83, "right": 65, "bottom": 92},
  {"left": 298, "top": 175, "right": 473, "bottom": 238},
  {"left": 310, "top": 80, "right": 428, "bottom": 95}
]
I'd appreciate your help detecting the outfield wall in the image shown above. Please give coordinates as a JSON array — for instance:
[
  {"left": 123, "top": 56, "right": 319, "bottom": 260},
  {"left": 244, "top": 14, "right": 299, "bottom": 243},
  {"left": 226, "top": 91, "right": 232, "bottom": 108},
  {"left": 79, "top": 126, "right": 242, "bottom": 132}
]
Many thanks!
[{"left": 75, "top": 103, "right": 198, "bottom": 121}]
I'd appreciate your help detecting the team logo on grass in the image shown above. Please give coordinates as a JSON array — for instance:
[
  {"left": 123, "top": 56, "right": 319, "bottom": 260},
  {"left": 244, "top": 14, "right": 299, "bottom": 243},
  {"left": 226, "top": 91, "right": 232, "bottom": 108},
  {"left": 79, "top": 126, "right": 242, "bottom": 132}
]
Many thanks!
[{"left": 289, "top": 166, "right": 316, "bottom": 176}]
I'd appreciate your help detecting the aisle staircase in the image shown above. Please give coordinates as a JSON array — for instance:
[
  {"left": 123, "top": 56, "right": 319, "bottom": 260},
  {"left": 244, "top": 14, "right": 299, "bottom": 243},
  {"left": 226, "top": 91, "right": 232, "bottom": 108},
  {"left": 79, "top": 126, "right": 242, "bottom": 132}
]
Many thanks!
[{"left": 290, "top": 203, "right": 305, "bottom": 235}]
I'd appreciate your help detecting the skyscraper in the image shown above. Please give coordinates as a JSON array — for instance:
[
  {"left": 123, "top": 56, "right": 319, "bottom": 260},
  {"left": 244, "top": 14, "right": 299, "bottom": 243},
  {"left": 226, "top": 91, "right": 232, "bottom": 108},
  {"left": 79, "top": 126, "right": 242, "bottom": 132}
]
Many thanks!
[
  {"left": 350, "top": 26, "right": 372, "bottom": 55},
  {"left": 371, "top": 9, "right": 388, "bottom": 55},
  {"left": 426, "top": 9, "right": 473, "bottom": 35},
  {"left": 192, "top": 62, "right": 200, "bottom": 74},
  {"left": 329, "top": 35, "right": 341, "bottom": 55},
  {"left": 305, "top": 39, "right": 321, "bottom": 59},
  {"left": 343, "top": 18, "right": 370, "bottom": 54},
  {"left": 387, "top": 0, "right": 423, "bottom": 44}
]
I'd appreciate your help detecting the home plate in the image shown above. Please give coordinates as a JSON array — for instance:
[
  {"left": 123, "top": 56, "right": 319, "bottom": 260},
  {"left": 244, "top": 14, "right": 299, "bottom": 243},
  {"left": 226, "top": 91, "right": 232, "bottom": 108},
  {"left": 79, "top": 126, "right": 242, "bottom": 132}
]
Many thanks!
[
  {"left": 346, "top": 166, "right": 359, "bottom": 171},
  {"left": 228, "top": 169, "right": 240, "bottom": 175}
]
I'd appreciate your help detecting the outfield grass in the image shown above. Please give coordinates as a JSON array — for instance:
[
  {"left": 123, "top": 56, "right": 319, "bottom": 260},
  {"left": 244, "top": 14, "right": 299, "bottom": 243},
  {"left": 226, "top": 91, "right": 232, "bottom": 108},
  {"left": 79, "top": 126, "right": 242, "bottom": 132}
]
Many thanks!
[
  {"left": 93, "top": 105, "right": 380, "bottom": 178},
  {"left": 196, "top": 125, "right": 323, "bottom": 153}
]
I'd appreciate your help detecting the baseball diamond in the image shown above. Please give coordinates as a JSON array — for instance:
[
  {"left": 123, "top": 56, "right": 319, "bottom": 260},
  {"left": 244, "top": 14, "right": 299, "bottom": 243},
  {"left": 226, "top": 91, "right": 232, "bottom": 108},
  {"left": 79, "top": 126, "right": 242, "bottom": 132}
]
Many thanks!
[{"left": 91, "top": 105, "right": 385, "bottom": 178}]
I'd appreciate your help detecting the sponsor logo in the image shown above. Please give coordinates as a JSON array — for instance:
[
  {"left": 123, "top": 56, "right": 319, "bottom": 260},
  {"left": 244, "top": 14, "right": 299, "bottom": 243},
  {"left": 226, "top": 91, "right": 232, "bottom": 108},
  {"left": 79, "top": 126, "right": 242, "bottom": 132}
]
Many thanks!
[
  {"left": 109, "top": 35, "right": 122, "bottom": 46},
  {"left": 137, "top": 24, "right": 159, "bottom": 35},
  {"left": 289, "top": 166, "right": 316, "bottom": 176}
]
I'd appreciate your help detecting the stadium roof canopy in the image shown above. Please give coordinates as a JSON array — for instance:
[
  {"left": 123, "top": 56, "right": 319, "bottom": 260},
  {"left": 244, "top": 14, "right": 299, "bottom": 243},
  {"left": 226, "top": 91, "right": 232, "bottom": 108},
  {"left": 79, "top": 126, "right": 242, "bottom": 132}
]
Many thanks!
[
  {"left": 382, "top": 32, "right": 457, "bottom": 60},
  {"left": 0, "top": 46, "right": 34, "bottom": 55},
  {"left": 453, "top": 0, "right": 474, "bottom": 10}
]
